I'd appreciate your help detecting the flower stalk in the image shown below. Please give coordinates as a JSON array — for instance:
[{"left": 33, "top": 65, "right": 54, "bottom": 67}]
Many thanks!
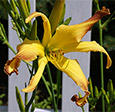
[
  {"left": 98, "top": 17, "right": 105, "bottom": 112},
  {"left": 96, "top": 1, "right": 105, "bottom": 111},
  {"left": 46, "top": 64, "right": 58, "bottom": 112},
  {"left": 99, "top": 24, "right": 105, "bottom": 112}
]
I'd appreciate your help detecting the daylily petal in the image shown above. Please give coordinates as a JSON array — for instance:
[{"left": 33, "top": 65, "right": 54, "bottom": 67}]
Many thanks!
[
  {"left": 50, "top": 56, "right": 90, "bottom": 106},
  {"left": 50, "top": 56, "right": 89, "bottom": 92},
  {"left": 71, "top": 91, "right": 90, "bottom": 107},
  {"left": 4, "top": 58, "right": 21, "bottom": 76},
  {"left": 4, "top": 38, "right": 44, "bottom": 76},
  {"left": 16, "top": 38, "right": 44, "bottom": 62},
  {"left": 47, "top": 7, "right": 110, "bottom": 49},
  {"left": 25, "top": 12, "right": 51, "bottom": 47},
  {"left": 22, "top": 56, "right": 48, "bottom": 92},
  {"left": 62, "top": 41, "right": 112, "bottom": 69}
]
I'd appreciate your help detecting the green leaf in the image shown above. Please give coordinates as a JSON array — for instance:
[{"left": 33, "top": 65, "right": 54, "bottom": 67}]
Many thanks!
[
  {"left": 17, "top": 0, "right": 29, "bottom": 19},
  {"left": 94, "top": 86, "right": 99, "bottom": 98},
  {"left": 15, "top": 87, "right": 25, "bottom": 112},
  {"left": 107, "top": 79, "right": 113, "bottom": 98},
  {"left": 30, "top": 20, "right": 38, "bottom": 40},
  {"left": 62, "top": 17, "right": 72, "bottom": 25},
  {"left": 88, "top": 77, "right": 94, "bottom": 98},
  {"left": 101, "top": 88, "right": 110, "bottom": 104},
  {"left": 10, "top": 0, "right": 19, "bottom": 16},
  {"left": 0, "top": 94, "right": 5, "bottom": 98},
  {"left": 26, "top": 0, "right": 31, "bottom": 12}
]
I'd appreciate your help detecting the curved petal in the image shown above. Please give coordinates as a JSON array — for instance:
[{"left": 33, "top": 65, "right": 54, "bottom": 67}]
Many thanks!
[
  {"left": 4, "top": 58, "right": 21, "bottom": 76},
  {"left": 50, "top": 56, "right": 90, "bottom": 106},
  {"left": 47, "top": 7, "right": 110, "bottom": 49},
  {"left": 51, "top": 57, "right": 89, "bottom": 91},
  {"left": 63, "top": 41, "right": 112, "bottom": 69},
  {"left": 22, "top": 56, "right": 48, "bottom": 92},
  {"left": 25, "top": 12, "right": 51, "bottom": 47},
  {"left": 16, "top": 38, "right": 45, "bottom": 62}
]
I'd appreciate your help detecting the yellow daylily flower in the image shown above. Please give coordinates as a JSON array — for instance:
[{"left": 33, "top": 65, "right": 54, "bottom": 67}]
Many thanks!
[{"left": 4, "top": 7, "right": 112, "bottom": 107}]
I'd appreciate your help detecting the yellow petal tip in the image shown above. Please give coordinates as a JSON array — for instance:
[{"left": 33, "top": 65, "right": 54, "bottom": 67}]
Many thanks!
[
  {"left": 25, "top": 18, "right": 29, "bottom": 23},
  {"left": 106, "top": 57, "right": 112, "bottom": 69},
  {"left": 4, "top": 58, "right": 21, "bottom": 76}
]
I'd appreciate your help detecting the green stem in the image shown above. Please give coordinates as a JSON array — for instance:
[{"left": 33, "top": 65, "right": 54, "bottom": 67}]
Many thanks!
[
  {"left": 96, "top": 2, "right": 105, "bottom": 112},
  {"left": 25, "top": 83, "right": 28, "bottom": 106},
  {"left": 46, "top": 64, "right": 58, "bottom": 112},
  {"left": 99, "top": 24, "right": 105, "bottom": 112},
  {"left": 56, "top": 69, "right": 61, "bottom": 106},
  {"left": 41, "top": 75, "right": 52, "bottom": 98},
  {"left": 25, "top": 88, "right": 37, "bottom": 112},
  {"left": 5, "top": 41, "right": 16, "bottom": 54},
  {"left": 101, "top": 11, "right": 115, "bottom": 29},
  {"left": 14, "top": 25, "right": 23, "bottom": 42},
  {"left": 81, "top": 106, "right": 85, "bottom": 112}
]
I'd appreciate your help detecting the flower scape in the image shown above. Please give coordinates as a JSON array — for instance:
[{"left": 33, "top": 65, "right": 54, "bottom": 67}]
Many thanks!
[{"left": 4, "top": 7, "right": 112, "bottom": 106}]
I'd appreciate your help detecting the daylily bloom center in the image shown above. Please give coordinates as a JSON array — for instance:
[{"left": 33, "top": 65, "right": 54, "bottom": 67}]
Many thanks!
[{"left": 46, "top": 49, "right": 64, "bottom": 63}]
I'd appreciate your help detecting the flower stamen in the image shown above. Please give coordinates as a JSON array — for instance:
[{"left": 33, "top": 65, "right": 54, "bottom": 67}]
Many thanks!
[{"left": 47, "top": 49, "right": 64, "bottom": 62}]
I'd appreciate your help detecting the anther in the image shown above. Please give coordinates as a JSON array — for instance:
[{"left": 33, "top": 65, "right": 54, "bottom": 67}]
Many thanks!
[{"left": 47, "top": 49, "right": 64, "bottom": 62}]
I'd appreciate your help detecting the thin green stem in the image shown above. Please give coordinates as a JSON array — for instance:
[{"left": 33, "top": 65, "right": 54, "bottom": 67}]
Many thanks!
[
  {"left": 25, "top": 83, "right": 28, "bottom": 106},
  {"left": 25, "top": 88, "right": 37, "bottom": 112},
  {"left": 46, "top": 64, "right": 58, "bottom": 112},
  {"left": 14, "top": 26, "right": 23, "bottom": 42},
  {"left": 101, "top": 11, "right": 115, "bottom": 29},
  {"left": 99, "top": 24, "right": 105, "bottom": 112},
  {"left": 41, "top": 75, "right": 52, "bottom": 98},
  {"left": 56, "top": 69, "right": 61, "bottom": 106},
  {"left": 5, "top": 41, "right": 16, "bottom": 54},
  {"left": 96, "top": 1, "right": 105, "bottom": 112},
  {"left": 81, "top": 106, "right": 85, "bottom": 112}
]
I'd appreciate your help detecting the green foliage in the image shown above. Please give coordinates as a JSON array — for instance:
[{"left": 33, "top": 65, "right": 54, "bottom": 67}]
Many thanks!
[
  {"left": 0, "top": 0, "right": 8, "bottom": 19},
  {"left": 62, "top": 17, "right": 72, "bottom": 25},
  {"left": 102, "top": 79, "right": 115, "bottom": 112},
  {"left": 88, "top": 78, "right": 115, "bottom": 112},
  {"left": 30, "top": 20, "right": 38, "bottom": 40},
  {"left": 0, "top": 0, "right": 32, "bottom": 41},
  {"left": 35, "top": 94, "right": 52, "bottom": 109},
  {"left": 88, "top": 77, "right": 102, "bottom": 111},
  {"left": 0, "top": 94, "right": 5, "bottom": 105},
  {"left": 34, "top": 81, "right": 62, "bottom": 109},
  {"left": 103, "top": 35, "right": 115, "bottom": 52},
  {"left": 0, "top": 23, "right": 7, "bottom": 43}
]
